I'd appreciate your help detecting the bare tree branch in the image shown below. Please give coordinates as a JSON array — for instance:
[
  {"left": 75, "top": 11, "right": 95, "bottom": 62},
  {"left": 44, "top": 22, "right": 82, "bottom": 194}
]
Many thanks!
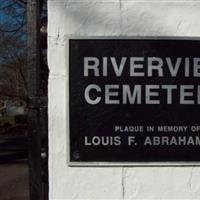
[
  {"left": 0, "top": 23, "right": 25, "bottom": 33},
  {"left": 0, "top": 0, "right": 47, "bottom": 99},
  {"left": 0, "top": 2, "right": 16, "bottom": 10}
]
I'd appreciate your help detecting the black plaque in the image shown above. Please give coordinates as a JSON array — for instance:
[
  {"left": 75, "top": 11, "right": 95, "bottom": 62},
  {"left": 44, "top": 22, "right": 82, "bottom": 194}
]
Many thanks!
[{"left": 69, "top": 38, "right": 200, "bottom": 165}]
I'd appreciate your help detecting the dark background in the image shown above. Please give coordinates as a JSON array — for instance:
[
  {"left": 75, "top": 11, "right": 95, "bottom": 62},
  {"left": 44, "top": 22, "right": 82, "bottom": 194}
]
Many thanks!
[{"left": 69, "top": 39, "right": 200, "bottom": 163}]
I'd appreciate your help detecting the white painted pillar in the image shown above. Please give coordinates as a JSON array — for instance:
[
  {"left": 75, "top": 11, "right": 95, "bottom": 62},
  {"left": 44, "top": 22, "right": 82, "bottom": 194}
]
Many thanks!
[{"left": 48, "top": 0, "right": 200, "bottom": 199}]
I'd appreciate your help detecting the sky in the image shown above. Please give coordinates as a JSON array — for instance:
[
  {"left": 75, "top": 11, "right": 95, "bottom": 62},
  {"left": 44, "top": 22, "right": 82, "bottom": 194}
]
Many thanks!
[
  {"left": 0, "top": 0, "right": 26, "bottom": 63},
  {"left": 0, "top": 0, "right": 26, "bottom": 36}
]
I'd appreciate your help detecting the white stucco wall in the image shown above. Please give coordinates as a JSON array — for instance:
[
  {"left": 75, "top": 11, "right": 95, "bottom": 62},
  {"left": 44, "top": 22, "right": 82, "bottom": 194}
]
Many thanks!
[{"left": 48, "top": 0, "right": 200, "bottom": 199}]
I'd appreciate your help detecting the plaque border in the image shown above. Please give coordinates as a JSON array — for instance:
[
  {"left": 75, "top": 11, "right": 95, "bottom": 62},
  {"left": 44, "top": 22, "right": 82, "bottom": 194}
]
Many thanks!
[{"left": 67, "top": 36, "right": 200, "bottom": 167}]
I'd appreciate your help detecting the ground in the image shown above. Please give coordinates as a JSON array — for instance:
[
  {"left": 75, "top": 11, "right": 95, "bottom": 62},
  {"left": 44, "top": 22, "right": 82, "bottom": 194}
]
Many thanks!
[{"left": 0, "top": 163, "right": 29, "bottom": 200}]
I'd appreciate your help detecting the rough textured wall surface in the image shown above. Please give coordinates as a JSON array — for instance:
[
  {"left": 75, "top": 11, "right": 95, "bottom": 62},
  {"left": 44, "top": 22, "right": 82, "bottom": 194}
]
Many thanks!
[{"left": 48, "top": 0, "right": 200, "bottom": 199}]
